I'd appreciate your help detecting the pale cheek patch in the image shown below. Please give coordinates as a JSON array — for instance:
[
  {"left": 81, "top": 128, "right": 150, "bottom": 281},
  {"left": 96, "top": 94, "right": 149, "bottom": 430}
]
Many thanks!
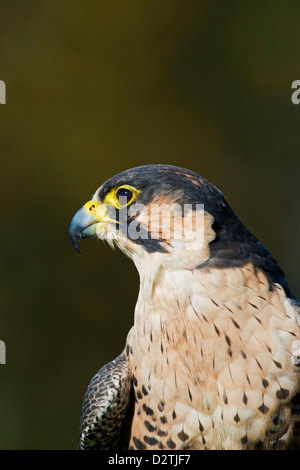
[
  {"left": 136, "top": 202, "right": 215, "bottom": 248},
  {"left": 162, "top": 210, "right": 215, "bottom": 269},
  {"left": 136, "top": 204, "right": 216, "bottom": 270},
  {"left": 94, "top": 196, "right": 217, "bottom": 270}
]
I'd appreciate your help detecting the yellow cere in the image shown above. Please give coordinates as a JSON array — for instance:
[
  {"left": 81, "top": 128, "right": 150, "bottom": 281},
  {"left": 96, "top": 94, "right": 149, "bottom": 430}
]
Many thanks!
[
  {"left": 83, "top": 200, "right": 110, "bottom": 223},
  {"left": 83, "top": 185, "right": 140, "bottom": 227},
  {"left": 84, "top": 200, "right": 98, "bottom": 216}
]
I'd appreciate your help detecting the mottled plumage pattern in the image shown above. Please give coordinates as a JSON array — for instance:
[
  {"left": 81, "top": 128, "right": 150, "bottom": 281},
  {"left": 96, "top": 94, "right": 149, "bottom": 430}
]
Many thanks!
[
  {"left": 126, "top": 264, "right": 300, "bottom": 449},
  {"left": 79, "top": 352, "right": 132, "bottom": 449},
  {"left": 70, "top": 164, "right": 300, "bottom": 450}
]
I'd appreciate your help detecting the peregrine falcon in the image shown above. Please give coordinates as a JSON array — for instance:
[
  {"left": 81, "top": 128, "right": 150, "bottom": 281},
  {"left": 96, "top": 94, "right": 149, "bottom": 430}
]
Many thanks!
[{"left": 69, "top": 164, "right": 300, "bottom": 450}]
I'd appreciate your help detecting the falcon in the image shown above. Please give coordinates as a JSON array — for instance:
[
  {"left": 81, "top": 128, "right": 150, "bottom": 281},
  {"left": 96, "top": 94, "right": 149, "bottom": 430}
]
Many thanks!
[{"left": 69, "top": 164, "right": 300, "bottom": 450}]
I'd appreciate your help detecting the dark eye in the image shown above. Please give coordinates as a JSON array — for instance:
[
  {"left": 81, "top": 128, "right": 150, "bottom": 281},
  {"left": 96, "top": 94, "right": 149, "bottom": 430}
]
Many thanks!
[{"left": 116, "top": 187, "right": 134, "bottom": 205}]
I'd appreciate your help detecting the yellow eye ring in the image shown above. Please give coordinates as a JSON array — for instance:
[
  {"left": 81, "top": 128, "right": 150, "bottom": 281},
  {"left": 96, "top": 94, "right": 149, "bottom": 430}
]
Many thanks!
[{"left": 106, "top": 185, "right": 140, "bottom": 209}]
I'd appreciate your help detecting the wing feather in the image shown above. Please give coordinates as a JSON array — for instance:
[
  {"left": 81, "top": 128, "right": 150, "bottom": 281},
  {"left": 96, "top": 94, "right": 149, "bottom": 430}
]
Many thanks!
[{"left": 78, "top": 351, "right": 133, "bottom": 450}]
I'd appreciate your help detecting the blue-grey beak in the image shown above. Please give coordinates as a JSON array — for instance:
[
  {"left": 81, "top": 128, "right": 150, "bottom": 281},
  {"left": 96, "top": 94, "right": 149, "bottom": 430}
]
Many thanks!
[{"left": 69, "top": 206, "right": 98, "bottom": 254}]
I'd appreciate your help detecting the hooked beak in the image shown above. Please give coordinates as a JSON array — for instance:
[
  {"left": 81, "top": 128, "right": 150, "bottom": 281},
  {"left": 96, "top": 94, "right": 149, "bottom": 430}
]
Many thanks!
[{"left": 69, "top": 205, "right": 99, "bottom": 254}]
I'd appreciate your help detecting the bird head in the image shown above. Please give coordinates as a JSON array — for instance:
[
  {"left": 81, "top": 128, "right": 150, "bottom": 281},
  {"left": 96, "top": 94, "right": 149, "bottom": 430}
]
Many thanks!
[{"left": 69, "top": 164, "right": 254, "bottom": 274}]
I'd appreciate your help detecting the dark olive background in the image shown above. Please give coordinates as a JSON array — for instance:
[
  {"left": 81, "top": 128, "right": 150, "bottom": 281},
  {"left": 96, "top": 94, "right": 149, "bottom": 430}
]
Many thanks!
[{"left": 0, "top": 1, "right": 299, "bottom": 449}]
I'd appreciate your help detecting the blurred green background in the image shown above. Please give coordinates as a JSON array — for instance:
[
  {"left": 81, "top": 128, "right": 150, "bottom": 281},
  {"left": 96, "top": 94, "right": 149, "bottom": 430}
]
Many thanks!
[{"left": 0, "top": 1, "right": 299, "bottom": 449}]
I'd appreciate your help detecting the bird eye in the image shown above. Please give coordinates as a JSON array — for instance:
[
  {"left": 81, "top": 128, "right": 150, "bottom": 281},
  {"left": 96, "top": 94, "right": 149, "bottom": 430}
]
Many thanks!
[
  {"left": 105, "top": 184, "right": 140, "bottom": 208},
  {"left": 116, "top": 187, "right": 134, "bottom": 206}
]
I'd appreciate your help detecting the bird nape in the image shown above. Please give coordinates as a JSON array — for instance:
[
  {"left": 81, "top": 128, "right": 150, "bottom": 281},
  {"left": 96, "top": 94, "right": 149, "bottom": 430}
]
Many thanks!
[{"left": 69, "top": 164, "right": 300, "bottom": 450}]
